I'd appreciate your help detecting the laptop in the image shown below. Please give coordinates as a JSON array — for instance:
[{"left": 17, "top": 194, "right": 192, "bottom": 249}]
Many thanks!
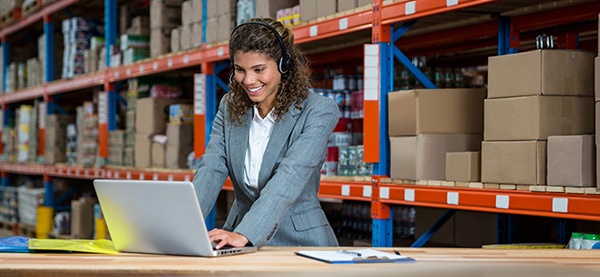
[{"left": 93, "top": 179, "right": 257, "bottom": 257}]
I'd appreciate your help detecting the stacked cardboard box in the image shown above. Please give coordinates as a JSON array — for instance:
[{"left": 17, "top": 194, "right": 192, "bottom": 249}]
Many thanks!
[
  {"left": 61, "top": 17, "right": 104, "bottom": 78},
  {"left": 299, "top": 0, "right": 334, "bottom": 22},
  {"left": 25, "top": 58, "right": 42, "bottom": 88},
  {"left": 79, "top": 101, "right": 98, "bottom": 167},
  {"left": 388, "top": 89, "right": 486, "bottom": 181},
  {"left": 256, "top": 0, "right": 297, "bottom": 20},
  {"left": 166, "top": 105, "right": 194, "bottom": 168},
  {"left": 108, "top": 130, "right": 125, "bottom": 166},
  {"left": 27, "top": 101, "right": 39, "bottom": 163},
  {"left": 16, "top": 105, "right": 33, "bottom": 163},
  {"left": 45, "top": 114, "right": 75, "bottom": 164},
  {"left": 203, "top": 0, "right": 236, "bottom": 45},
  {"left": 150, "top": 0, "right": 183, "bottom": 57},
  {"left": 2, "top": 128, "right": 16, "bottom": 162},
  {"left": 174, "top": 0, "right": 203, "bottom": 51},
  {"left": 483, "top": 50, "right": 595, "bottom": 185},
  {"left": 120, "top": 5, "right": 149, "bottom": 35}
]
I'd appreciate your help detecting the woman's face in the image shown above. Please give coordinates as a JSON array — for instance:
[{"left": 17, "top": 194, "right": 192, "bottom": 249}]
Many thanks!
[{"left": 233, "top": 51, "right": 281, "bottom": 112}]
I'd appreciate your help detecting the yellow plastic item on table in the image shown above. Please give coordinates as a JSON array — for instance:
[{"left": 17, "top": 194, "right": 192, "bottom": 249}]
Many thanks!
[{"left": 28, "top": 239, "right": 119, "bottom": 254}]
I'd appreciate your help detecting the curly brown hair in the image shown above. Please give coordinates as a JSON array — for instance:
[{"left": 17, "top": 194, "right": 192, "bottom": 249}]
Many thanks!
[{"left": 227, "top": 18, "right": 310, "bottom": 124}]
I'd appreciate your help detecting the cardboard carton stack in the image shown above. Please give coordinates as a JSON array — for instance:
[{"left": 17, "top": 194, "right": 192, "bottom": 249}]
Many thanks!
[
  {"left": 71, "top": 197, "right": 96, "bottom": 239},
  {"left": 16, "top": 105, "right": 33, "bottom": 163},
  {"left": 120, "top": 5, "right": 149, "bottom": 36},
  {"left": 17, "top": 63, "right": 26, "bottom": 90},
  {"left": 203, "top": 0, "right": 236, "bottom": 45},
  {"left": 38, "top": 33, "right": 65, "bottom": 81},
  {"left": 299, "top": 0, "right": 334, "bottom": 22},
  {"left": 4, "top": 62, "right": 17, "bottom": 93},
  {"left": 61, "top": 17, "right": 104, "bottom": 78},
  {"left": 275, "top": 4, "right": 300, "bottom": 27},
  {"left": 166, "top": 104, "right": 194, "bottom": 168},
  {"left": 256, "top": 0, "right": 297, "bottom": 21},
  {"left": 108, "top": 130, "right": 125, "bottom": 166},
  {"left": 388, "top": 89, "right": 486, "bottom": 181},
  {"left": 25, "top": 58, "right": 42, "bottom": 88},
  {"left": 2, "top": 127, "right": 16, "bottom": 162},
  {"left": 483, "top": 50, "right": 595, "bottom": 186},
  {"left": 79, "top": 101, "right": 98, "bottom": 167},
  {"left": 45, "top": 114, "right": 75, "bottom": 164},
  {"left": 150, "top": 0, "right": 183, "bottom": 57},
  {"left": 173, "top": 0, "right": 203, "bottom": 52}
]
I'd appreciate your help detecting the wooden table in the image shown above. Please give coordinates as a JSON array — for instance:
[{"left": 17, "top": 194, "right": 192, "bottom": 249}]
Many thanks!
[{"left": 2, "top": 247, "right": 600, "bottom": 276}]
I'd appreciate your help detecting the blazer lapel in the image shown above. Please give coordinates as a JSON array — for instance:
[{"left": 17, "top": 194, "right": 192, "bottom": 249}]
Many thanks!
[
  {"left": 257, "top": 105, "right": 302, "bottom": 190},
  {"left": 229, "top": 108, "right": 252, "bottom": 188}
]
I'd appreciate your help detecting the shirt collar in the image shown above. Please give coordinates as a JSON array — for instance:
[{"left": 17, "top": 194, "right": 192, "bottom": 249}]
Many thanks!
[{"left": 253, "top": 105, "right": 276, "bottom": 123}]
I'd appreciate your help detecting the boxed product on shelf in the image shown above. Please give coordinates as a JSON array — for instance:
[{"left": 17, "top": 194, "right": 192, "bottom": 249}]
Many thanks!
[
  {"left": 108, "top": 130, "right": 125, "bottom": 149},
  {"left": 25, "top": 58, "right": 42, "bottom": 88},
  {"left": 300, "top": 0, "right": 316, "bottom": 22},
  {"left": 150, "top": 0, "right": 183, "bottom": 28},
  {"left": 134, "top": 133, "right": 152, "bottom": 168},
  {"left": 127, "top": 16, "right": 150, "bottom": 36},
  {"left": 124, "top": 147, "right": 134, "bottom": 167},
  {"left": 192, "top": 22, "right": 202, "bottom": 48},
  {"left": 66, "top": 124, "right": 77, "bottom": 165},
  {"left": 484, "top": 95, "right": 594, "bottom": 141},
  {"left": 218, "top": 0, "right": 237, "bottom": 15},
  {"left": 237, "top": 0, "right": 255, "bottom": 25},
  {"left": 180, "top": 24, "right": 192, "bottom": 50},
  {"left": 120, "top": 5, "right": 149, "bottom": 35},
  {"left": 150, "top": 27, "right": 172, "bottom": 57},
  {"left": 151, "top": 142, "right": 166, "bottom": 168},
  {"left": 182, "top": 0, "right": 194, "bottom": 26},
  {"left": 2, "top": 128, "right": 16, "bottom": 163},
  {"left": 17, "top": 185, "right": 45, "bottom": 227},
  {"left": 168, "top": 104, "right": 194, "bottom": 124},
  {"left": 191, "top": 0, "right": 203, "bottom": 23},
  {"left": 125, "top": 131, "right": 135, "bottom": 148},
  {"left": 204, "top": 17, "right": 217, "bottom": 45},
  {"left": 547, "top": 135, "right": 595, "bottom": 187},
  {"left": 256, "top": 0, "right": 298, "bottom": 20},
  {"left": 217, "top": 13, "right": 236, "bottom": 42},
  {"left": 16, "top": 105, "right": 34, "bottom": 163},
  {"left": 1, "top": 0, "right": 25, "bottom": 13},
  {"left": 445, "top": 152, "right": 481, "bottom": 182},
  {"left": 338, "top": 0, "right": 357, "bottom": 12},
  {"left": 17, "top": 63, "right": 26, "bottom": 91},
  {"left": 71, "top": 197, "right": 96, "bottom": 239},
  {"left": 390, "top": 134, "right": 482, "bottom": 180},
  {"left": 61, "top": 17, "right": 105, "bottom": 78},
  {"left": 123, "top": 47, "right": 150, "bottom": 65},
  {"left": 45, "top": 114, "right": 76, "bottom": 165},
  {"left": 120, "top": 34, "right": 150, "bottom": 51},
  {"left": 79, "top": 115, "right": 98, "bottom": 168},
  {"left": 126, "top": 110, "right": 136, "bottom": 131},
  {"left": 321, "top": 147, "right": 338, "bottom": 176},
  {"left": 135, "top": 98, "right": 191, "bottom": 135},
  {"left": 316, "top": 0, "right": 336, "bottom": 18},
  {"left": 166, "top": 144, "right": 193, "bottom": 169},
  {"left": 171, "top": 27, "right": 180, "bottom": 53},
  {"left": 488, "top": 50, "right": 595, "bottom": 99},
  {"left": 388, "top": 88, "right": 486, "bottom": 136},
  {"left": 481, "top": 140, "right": 547, "bottom": 185},
  {"left": 108, "top": 147, "right": 124, "bottom": 166},
  {"left": 27, "top": 101, "right": 39, "bottom": 163},
  {"left": 595, "top": 57, "right": 600, "bottom": 101},
  {"left": 166, "top": 123, "right": 193, "bottom": 146}
]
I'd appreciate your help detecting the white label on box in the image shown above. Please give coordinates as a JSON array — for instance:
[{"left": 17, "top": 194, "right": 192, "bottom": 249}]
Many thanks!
[
  {"left": 363, "top": 185, "right": 372, "bottom": 197},
  {"left": 310, "top": 26, "right": 318, "bottom": 37},
  {"left": 341, "top": 185, "right": 350, "bottom": 196},
  {"left": 185, "top": 175, "right": 191, "bottom": 182},
  {"left": 218, "top": 47, "right": 224, "bottom": 56},
  {"left": 168, "top": 58, "right": 173, "bottom": 67},
  {"left": 115, "top": 171, "right": 119, "bottom": 178},
  {"left": 168, "top": 175, "right": 173, "bottom": 181},
  {"left": 496, "top": 195, "right": 509, "bottom": 209},
  {"left": 339, "top": 18, "right": 348, "bottom": 30},
  {"left": 184, "top": 55, "right": 189, "bottom": 64},
  {"left": 153, "top": 173, "right": 158, "bottom": 180},
  {"left": 447, "top": 192, "right": 459, "bottom": 205},
  {"left": 447, "top": 0, "right": 458, "bottom": 6},
  {"left": 405, "top": 189, "right": 415, "bottom": 201},
  {"left": 126, "top": 68, "right": 131, "bottom": 76},
  {"left": 39, "top": 103, "right": 45, "bottom": 128},
  {"left": 153, "top": 62, "right": 158, "bottom": 70},
  {"left": 98, "top": 92, "right": 107, "bottom": 124},
  {"left": 405, "top": 1, "right": 416, "bottom": 15},
  {"left": 380, "top": 187, "right": 390, "bottom": 199},
  {"left": 127, "top": 172, "right": 131, "bottom": 179},
  {"left": 139, "top": 173, "right": 145, "bottom": 180},
  {"left": 194, "top": 74, "right": 206, "bottom": 115},
  {"left": 552, "top": 198, "right": 568, "bottom": 213},
  {"left": 139, "top": 65, "right": 144, "bottom": 73}
]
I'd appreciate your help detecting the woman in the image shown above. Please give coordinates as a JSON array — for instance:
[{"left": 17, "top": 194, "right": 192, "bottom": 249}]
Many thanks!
[{"left": 192, "top": 18, "right": 340, "bottom": 249}]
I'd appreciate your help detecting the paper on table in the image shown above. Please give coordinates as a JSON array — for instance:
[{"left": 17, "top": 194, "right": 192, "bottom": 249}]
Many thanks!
[{"left": 296, "top": 248, "right": 416, "bottom": 264}]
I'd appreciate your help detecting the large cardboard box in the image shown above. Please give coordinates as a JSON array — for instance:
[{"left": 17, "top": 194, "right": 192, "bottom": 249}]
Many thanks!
[
  {"left": 166, "top": 144, "right": 193, "bottom": 169},
  {"left": 218, "top": 0, "right": 237, "bottom": 16},
  {"left": 135, "top": 98, "right": 190, "bottom": 135},
  {"left": 445, "top": 152, "right": 481, "bottom": 182},
  {"left": 357, "top": 0, "right": 372, "bottom": 6},
  {"left": 597, "top": 102, "right": 600, "bottom": 145},
  {"left": 150, "top": 0, "right": 182, "bottom": 28},
  {"left": 300, "top": 0, "right": 317, "bottom": 22},
  {"left": 191, "top": 0, "right": 203, "bottom": 23},
  {"left": 192, "top": 22, "right": 203, "bottom": 48},
  {"left": 71, "top": 197, "right": 96, "bottom": 239},
  {"left": 488, "top": 50, "right": 595, "bottom": 98},
  {"left": 151, "top": 142, "right": 166, "bottom": 168},
  {"left": 180, "top": 24, "right": 192, "bottom": 50},
  {"left": 547, "top": 135, "right": 595, "bottom": 187},
  {"left": 206, "top": 0, "right": 218, "bottom": 17},
  {"left": 150, "top": 27, "right": 172, "bottom": 57},
  {"left": 390, "top": 134, "right": 482, "bottom": 180},
  {"left": 388, "top": 89, "right": 486, "bottom": 136},
  {"left": 171, "top": 27, "right": 180, "bottom": 53},
  {"left": 481, "top": 141, "right": 547, "bottom": 185},
  {"left": 317, "top": 0, "right": 337, "bottom": 18},
  {"left": 484, "top": 95, "right": 594, "bottom": 141},
  {"left": 595, "top": 57, "right": 600, "bottom": 101},
  {"left": 134, "top": 133, "right": 152, "bottom": 168},
  {"left": 167, "top": 123, "right": 194, "bottom": 146},
  {"left": 182, "top": 1, "right": 193, "bottom": 26},
  {"left": 256, "top": 0, "right": 299, "bottom": 19},
  {"left": 217, "top": 13, "right": 235, "bottom": 43},
  {"left": 205, "top": 17, "right": 218, "bottom": 45},
  {"left": 338, "top": 0, "right": 356, "bottom": 12}
]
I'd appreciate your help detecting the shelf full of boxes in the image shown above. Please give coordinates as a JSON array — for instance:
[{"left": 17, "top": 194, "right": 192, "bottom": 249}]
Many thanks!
[{"left": 0, "top": 0, "right": 599, "bottom": 248}]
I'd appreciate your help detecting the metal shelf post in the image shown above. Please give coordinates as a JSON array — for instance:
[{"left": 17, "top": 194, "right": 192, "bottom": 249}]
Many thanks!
[
  {"left": 43, "top": 14, "right": 55, "bottom": 83},
  {"left": 2, "top": 41, "right": 10, "bottom": 92},
  {"left": 1, "top": 171, "right": 8, "bottom": 187}
]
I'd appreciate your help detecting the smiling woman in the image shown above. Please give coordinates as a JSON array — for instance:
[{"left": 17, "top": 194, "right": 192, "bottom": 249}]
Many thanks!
[{"left": 191, "top": 18, "right": 340, "bottom": 250}]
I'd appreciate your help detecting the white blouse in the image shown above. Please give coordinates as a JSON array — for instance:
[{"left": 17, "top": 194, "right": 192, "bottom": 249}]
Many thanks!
[{"left": 243, "top": 106, "right": 276, "bottom": 189}]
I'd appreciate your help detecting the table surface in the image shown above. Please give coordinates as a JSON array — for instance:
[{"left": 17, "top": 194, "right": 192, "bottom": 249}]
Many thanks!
[{"left": 2, "top": 247, "right": 600, "bottom": 276}]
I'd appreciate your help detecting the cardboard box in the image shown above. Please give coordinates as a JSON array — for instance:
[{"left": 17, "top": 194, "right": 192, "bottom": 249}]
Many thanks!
[
  {"left": 390, "top": 134, "right": 482, "bottom": 180},
  {"left": 71, "top": 197, "right": 96, "bottom": 239},
  {"left": 317, "top": 0, "right": 337, "bottom": 18},
  {"left": 108, "top": 130, "right": 125, "bottom": 149},
  {"left": 337, "top": 0, "right": 356, "bottom": 12},
  {"left": 135, "top": 98, "right": 190, "bottom": 135},
  {"left": 217, "top": 13, "right": 235, "bottom": 43},
  {"left": 445, "top": 152, "right": 481, "bottom": 182},
  {"left": 206, "top": 0, "right": 218, "bottom": 17},
  {"left": 547, "top": 135, "right": 595, "bottom": 187},
  {"left": 180, "top": 24, "right": 192, "bottom": 50},
  {"left": 357, "top": 0, "right": 372, "bottom": 6},
  {"left": 481, "top": 140, "right": 547, "bottom": 185},
  {"left": 192, "top": 22, "right": 203, "bottom": 48},
  {"left": 134, "top": 133, "right": 152, "bottom": 168},
  {"left": 415, "top": 207, "right": 454, "bottom": 246},
  {"left": 388, "top": 89, "right": 486, "bottom": 136},
  {"left": 191, "top": 0, "right": 203, "bottom": 23},
  {"left": 171, "top": 27, "right": 180, "bottom": 53},
  {"left": 150, "top": 27, "right": 172, "bottom": 57},
  {"left": 124, "top": 147, "right": 135, "bottom": 167},
  {"left": 205, "top": 17, "right": 218, "bottom": 45},
  {"left": 595, "top": 57, "right": 600, "bottom": 101},
  {"left": 167, "top": 123, "right": 194, "bottom": 146},
  {"left": 151, "top": 142, "right": 166, "bottom": 168},
  {"left": 182, "top": 1, "right": 193, "bottom": 25},
  {"left": 597, "top": 102, "right": 600, "bottom": 145},
  {"left": 218, "top": 0, "right": 237, "bottom": 16},
  {"left": 150, "top": 0, "right": 182, "bottom": 28},
  {"left": 300, "top": 0, "right": 317, "bottom": 22},
  {"left": 166, "top": 144, "right": 193, "bottom": 169},
  {"left": 484, "top": 95, "right": 594, "bottom": 141},
  {"left": 256, "top": 0, "right": 299, "bottom": 19},
  {"left": 488, "top": 50, "right": 595, "bottom": 98}
]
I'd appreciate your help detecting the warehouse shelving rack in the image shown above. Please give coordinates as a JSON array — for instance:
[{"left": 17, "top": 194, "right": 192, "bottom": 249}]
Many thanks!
[{"left": 0, "top": 0, "right": 599, "bottom": 247}]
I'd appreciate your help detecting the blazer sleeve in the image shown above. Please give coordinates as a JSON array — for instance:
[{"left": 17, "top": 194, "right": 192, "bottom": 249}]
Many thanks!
[
  {"left": 233, "top": 96, "right": 339, "bottom": 247},
  {"left": 191, "top": 96, "right": 230, "bottom": 220}
]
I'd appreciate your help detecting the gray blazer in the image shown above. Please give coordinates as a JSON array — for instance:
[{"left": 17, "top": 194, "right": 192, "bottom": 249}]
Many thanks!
[{"left": 192, "top": 91, "right": 340, "bottom": 248}]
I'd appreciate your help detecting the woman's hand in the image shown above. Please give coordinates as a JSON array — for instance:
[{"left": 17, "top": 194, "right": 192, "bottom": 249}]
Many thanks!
[{"left": 208, "top": 228, "right": 249, "bottom": 249}]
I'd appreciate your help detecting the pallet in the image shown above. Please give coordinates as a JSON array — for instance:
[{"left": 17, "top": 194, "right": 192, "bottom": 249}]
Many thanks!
[
  {"left": 320, "top": 175, "right": 372, "bottom": 182},
  {"left": 17, "top": 223, "right": 36, "bottom": 238},
  {"left": 22, "top": 0, "right": 41, "bottom": 17},
  {"left": 381, "top": 179, "right": 600, "bottom": 195},
  {"left": 0, "top": 8, "right": 22, "bottom": 27}
]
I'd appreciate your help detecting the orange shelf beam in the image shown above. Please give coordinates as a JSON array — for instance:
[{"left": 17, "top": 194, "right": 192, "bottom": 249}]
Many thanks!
[
  {"left": 0, "top": 0, "right": 80, "bottom": 38},
  {"left": 319, "top": 180, "right": 372, "bottom": 202},
  {"left": 380, "top": 0, "right": 499, "bottom": 26}
]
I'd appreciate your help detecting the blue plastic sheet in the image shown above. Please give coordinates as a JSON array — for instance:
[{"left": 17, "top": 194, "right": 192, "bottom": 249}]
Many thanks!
[{"left": 0, "top": 236, "right": 31, "bottom": 253}]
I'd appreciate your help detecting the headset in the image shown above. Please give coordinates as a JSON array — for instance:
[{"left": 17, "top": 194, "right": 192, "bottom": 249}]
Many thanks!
[{"left": 229, "top": 21, "right": 292, "bottom": 84}]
